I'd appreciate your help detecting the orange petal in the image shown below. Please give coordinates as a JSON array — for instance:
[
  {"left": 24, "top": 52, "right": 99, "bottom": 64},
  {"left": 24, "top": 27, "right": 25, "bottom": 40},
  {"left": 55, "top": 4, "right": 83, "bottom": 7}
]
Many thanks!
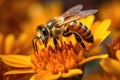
[{"left": 0, "top": 55, "right": 31, "bottom": 68}]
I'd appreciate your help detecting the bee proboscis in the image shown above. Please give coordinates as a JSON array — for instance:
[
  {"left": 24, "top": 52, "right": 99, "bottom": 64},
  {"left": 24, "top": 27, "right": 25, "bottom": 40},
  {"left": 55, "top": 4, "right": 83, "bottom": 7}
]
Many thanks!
[{"left": 32, "top": 4, "right": 98, "bottom": 53}]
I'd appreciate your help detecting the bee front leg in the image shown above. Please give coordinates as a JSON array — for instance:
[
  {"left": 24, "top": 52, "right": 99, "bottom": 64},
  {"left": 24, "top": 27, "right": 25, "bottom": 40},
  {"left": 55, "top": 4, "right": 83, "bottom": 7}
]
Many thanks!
[
  {"left": 32, "top": 37, "right": 40, "bottom": 54},
  {"left": 63, "top": 32, "right": 86, "bottom": 50}
]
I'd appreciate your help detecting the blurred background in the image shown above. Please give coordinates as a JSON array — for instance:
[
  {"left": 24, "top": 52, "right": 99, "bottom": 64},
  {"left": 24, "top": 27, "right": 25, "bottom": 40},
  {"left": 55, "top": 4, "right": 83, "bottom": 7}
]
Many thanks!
[
  {"left": 1, "top": 0, "right": 120, "bottom": 35},
  {"left": 0, "top": 0, "right": 120, "bottom": 80}
]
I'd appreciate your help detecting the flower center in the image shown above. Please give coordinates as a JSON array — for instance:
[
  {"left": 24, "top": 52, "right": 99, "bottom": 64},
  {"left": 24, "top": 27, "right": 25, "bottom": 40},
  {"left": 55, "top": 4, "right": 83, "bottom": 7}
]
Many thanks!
[{"left": 31, "top": 42, "right": 85, "bottom": 74}]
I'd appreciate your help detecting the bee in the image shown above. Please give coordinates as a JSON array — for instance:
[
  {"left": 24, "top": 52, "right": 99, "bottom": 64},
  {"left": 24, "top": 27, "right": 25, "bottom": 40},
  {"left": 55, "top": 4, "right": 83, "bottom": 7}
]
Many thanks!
[{"left": 32, "top": 4, "right": 98, "bottom": 53}]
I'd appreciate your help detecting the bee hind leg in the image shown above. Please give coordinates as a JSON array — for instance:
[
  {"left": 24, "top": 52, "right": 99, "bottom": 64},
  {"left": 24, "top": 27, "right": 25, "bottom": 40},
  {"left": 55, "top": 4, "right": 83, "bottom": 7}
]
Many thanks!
[
  {"left": 53, "top": 36, "right": 59, "bottom": 50},
  {"left": 63, "top": 32, "right": 86, "bottom": 50}
]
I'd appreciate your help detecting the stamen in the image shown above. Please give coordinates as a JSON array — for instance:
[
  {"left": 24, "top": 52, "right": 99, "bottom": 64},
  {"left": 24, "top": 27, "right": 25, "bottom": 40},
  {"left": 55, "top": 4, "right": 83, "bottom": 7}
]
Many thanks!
[{"left": 31, "top": 42, "right": 84, "bottom": 74}]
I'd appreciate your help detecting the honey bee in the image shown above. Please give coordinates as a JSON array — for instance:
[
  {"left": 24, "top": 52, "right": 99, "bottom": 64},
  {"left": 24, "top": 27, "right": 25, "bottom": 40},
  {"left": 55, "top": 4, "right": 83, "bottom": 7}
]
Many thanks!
[{"left": 32, "top": 4, "right": 98, "bottom": 53}]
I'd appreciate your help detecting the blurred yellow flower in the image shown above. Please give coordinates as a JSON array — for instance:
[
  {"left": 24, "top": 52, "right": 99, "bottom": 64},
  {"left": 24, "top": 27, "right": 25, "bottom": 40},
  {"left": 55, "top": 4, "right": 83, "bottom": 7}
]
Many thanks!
[
  {"left": 21, "top": 1, "right": 63, "bottom": 40},
  {"left": 0, "top": 33, "right": 33, "bottom": 55},
  {"left": 98, "top": 0, "right": 120, "bottom": 30},
  {"left": 0, "top": 1, "right": 63, "bottom": 80},
  {"left": 0, "top": 14, "right": 111, "bottom": 80},
  {"left": 100, "top": 35, "right": 120, "bottom": 76},
  {"left": 0, "top": 1, "right": 63, "bottom": 55},
  {"left": 0, "top": 0, "right": 36, "bottom": 34},
  {"left": 84, "top": 70, "right": 118, "bottom": 80}
]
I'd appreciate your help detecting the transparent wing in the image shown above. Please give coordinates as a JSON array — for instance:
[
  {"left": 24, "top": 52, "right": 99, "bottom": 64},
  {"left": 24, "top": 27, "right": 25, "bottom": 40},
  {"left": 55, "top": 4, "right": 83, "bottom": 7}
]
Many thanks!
[
  {"left": 58, "top": 9, "right": 98, "bottom": 27},
  {"left": 61, "top": 4, "right": 83, "bottom": 18}
]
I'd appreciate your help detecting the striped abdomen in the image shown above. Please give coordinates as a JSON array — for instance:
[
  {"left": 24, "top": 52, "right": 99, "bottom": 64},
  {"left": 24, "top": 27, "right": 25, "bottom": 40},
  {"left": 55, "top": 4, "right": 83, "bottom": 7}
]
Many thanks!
[{"left": 68, "top": 20, "right": 94, "bottom": 43}]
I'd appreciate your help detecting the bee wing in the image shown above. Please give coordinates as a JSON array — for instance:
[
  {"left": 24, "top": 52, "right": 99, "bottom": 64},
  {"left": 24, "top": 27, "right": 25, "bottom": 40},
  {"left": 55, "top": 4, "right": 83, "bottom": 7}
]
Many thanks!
[
  {"left": 58, "top": 9, "right": 98, "bottom": 27},
  {"left": 61, "top": 4, "right": 83, "bottom": 18},
  {"left": 77, "top": 9, "right": 98, "bottom": 18}
]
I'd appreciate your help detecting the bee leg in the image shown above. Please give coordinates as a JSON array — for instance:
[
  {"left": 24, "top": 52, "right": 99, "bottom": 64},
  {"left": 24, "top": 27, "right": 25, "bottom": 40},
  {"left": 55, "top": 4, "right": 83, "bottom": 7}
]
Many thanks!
[
  {"left": 63, "top": 32, "right": 86, "bottom": 49},
  {"left": 32, "top": 37, "right": 40, "bottom": 54},
  {"left": 74, "top": 33, "right": 86, "bottom": 49},
  {"left": 43, "top": 40, "right": 47, "bottom": 47},
  {"left": 53, "top": 36, "right": 58, "bottom": 50}
]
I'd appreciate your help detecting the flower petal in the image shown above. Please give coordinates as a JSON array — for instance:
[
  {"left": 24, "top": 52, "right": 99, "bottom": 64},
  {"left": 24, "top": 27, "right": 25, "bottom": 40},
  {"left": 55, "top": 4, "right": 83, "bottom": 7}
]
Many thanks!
[
  {"left": 62, "top": 69, "right": 82, "bottom": 78},
  {"left": 30, "top": 75, "right": 35, "bottom": 80},
  {"left": 116, "top": 50, "right": 120, "bottom": 60},
  {"left": 0, "top": 55, "right": 32, "bottom": 68},
  {"left": 79, "top": 15, "right": 95, "bottom": 29},
  {"left": 45, "top": 72, "right": 62, "bottom": 80},
  {"left": 79, "top": 54, "right": 108, "bottom": 65},
  {"left": 100, "top": 57, "right": 120, "bottom": 76},
  {"left": 4, "top": 34, "right": 15, "bottom": 54},
  {"left": 0, "top": 33, "right": 4, "bottom": 54},
  {"left": 4, "top": 69, "right": 36, "bottom": 75},
  {"left": 95, "top": 31, "right": 111, "bottom": 46},
  {"left": 94, "top": 19, "right": 111, "bottom": 40},
  {"left": 35, "top": 70, "right": 61, "bottom": 80}
]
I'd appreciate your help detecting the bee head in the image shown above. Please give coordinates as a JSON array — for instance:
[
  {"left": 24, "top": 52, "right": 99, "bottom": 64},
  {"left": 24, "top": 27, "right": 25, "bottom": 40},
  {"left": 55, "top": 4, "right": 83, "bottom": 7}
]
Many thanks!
[{"left": 37, "top": 25, "right": 50, "bottom": 44}]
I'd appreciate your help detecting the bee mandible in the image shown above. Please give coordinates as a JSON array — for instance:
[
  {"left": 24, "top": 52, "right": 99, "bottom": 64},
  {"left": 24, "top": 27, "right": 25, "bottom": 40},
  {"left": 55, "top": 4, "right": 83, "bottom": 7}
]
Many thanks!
[{"left": 32, "top": 4, "right": 98, "bottom": 53}]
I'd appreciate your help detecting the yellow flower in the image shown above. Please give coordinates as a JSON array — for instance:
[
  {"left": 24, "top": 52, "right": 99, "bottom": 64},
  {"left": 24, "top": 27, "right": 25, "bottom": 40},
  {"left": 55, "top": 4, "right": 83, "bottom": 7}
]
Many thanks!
[
  {"left": 0, "top": 43, "right": 108, "bottom": 80},
  {"left": 100, "top": 35, "right": 120, "bottom": 76},
  {"left": 98, "top": 0, "right": 120, "bottom": 30},
  {"left": 0, "top": 14, "right": 111, "bottom": 80}
]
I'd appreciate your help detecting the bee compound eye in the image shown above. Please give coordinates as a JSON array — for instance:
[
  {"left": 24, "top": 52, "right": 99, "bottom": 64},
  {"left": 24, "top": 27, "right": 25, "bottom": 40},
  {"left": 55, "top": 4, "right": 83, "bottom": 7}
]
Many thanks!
[
  {"left": 42, "top": 28, "right": 49, "bottom": 36},
  {"left": 36, "top": 25, "right": 49, "bottom": 37}
]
